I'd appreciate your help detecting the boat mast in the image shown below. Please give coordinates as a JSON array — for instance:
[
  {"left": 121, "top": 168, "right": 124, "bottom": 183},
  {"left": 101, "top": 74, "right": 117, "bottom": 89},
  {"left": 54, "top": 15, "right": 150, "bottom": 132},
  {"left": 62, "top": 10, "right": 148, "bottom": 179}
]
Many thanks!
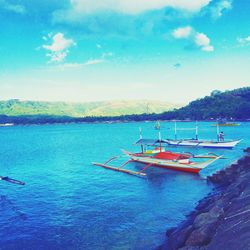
[
  {"left": 158, "top": 130, "right": 162, "bottom": 141},
  {"left": 216, "top": 122, "right": 220, "bottom": 141},
  {"left": 139, "top": 127, "right": 144, "bottom": 153},
  {"left": 158, "top": 122, "right": 162, "bottom": 152},
  {"left": 139, "top": 127, "right": 142, "bottom": 139},
  {"left": 195, "top": 121, "right": 198, "bottom": 140},
  {"left": 174, "top": 121, "right": 177, "bottom": 140}
]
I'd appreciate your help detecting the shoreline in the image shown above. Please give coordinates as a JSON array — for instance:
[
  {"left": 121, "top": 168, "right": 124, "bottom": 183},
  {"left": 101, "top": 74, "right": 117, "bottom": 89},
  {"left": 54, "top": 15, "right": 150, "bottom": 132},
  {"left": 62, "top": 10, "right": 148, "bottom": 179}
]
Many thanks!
[
  {"left": 0, "top": 119, "right": 249, "bottom": 127},
  {"left": 159, "top": 148, "right": 250, "bottom": 250}
]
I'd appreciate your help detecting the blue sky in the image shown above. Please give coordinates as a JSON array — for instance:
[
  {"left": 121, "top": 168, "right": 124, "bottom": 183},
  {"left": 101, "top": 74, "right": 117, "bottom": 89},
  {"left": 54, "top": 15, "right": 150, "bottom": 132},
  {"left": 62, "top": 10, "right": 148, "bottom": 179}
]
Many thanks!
[{"left": 0, "top": 0, "right": 249, "bottom": 104}]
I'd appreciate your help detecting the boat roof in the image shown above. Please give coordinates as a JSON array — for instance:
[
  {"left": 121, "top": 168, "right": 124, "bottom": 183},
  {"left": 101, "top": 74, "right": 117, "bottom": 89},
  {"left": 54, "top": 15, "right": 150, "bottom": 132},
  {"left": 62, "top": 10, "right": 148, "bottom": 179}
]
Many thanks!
[{"left": 134, "top": 138, "right": 168, "bottom": 146}]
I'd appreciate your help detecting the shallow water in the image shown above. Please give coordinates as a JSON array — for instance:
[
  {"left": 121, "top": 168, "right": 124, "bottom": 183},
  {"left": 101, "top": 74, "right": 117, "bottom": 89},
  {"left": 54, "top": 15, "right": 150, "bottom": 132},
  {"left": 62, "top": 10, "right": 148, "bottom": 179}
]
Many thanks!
[{"left": 0, "top": 122, "right": 248, "bottom": 250}]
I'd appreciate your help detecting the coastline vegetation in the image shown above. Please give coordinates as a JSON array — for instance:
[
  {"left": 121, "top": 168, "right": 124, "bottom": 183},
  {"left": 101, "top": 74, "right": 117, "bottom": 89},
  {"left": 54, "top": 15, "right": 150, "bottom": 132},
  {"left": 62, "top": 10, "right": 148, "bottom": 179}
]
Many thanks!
[
  {"left": 0, "top": 99, "right": 178, "bottom": 117},
  {"left": 0, "top": 87, "right": 249, "bottom": 125}
]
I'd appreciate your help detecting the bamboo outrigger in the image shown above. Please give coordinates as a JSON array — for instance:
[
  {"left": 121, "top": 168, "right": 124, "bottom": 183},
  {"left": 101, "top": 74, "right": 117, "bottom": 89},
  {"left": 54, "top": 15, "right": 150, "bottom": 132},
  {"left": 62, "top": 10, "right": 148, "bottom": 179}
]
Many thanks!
[{"left": 92, "top": 155, "right": 147, "bottom": 177}]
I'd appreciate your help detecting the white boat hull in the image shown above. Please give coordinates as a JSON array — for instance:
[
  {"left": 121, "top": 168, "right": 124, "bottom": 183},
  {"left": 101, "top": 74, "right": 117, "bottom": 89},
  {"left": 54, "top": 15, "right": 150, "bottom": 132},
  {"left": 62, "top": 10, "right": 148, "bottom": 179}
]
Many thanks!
[
  {"left": 128, "top": 154, "right": 220, "bottom": 174},
  {"left": 165, "top": 139, "right": 241, "bottom": 149}
]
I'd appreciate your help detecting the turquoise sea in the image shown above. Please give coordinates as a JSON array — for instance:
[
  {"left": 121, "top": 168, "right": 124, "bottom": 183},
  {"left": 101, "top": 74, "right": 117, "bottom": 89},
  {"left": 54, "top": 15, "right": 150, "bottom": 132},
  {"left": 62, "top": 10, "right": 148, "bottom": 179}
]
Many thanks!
[{"left": 0, "top": 122, "right": 249, "bottom": 250}]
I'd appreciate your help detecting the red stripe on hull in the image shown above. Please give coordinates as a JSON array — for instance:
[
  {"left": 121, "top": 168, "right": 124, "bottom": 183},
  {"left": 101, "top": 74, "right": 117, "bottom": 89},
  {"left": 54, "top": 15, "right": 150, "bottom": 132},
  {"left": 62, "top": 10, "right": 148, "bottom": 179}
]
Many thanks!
[{"left": 133, "top": 160, "right": 201, "bottom": 174}]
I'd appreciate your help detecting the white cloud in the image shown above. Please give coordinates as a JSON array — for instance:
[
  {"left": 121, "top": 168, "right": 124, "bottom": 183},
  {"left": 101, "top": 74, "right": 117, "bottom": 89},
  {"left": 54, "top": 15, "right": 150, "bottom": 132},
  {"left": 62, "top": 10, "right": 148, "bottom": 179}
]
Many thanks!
[
  {"left": 195, "top": 33, "right": 210, "bottom": 47},
  {"left": 75, "top": 0, "right": 212, "bottom": 14},
  {"left": 84, "top": 59, "right": 105, "bottom": 66},
  {"left": 237, "top": 36, "right": 250, "bottom": 45},
  {"left": 0, "top": 0, "right": 26, "bottom": 14},
  {"left": 195, "top": 32, "right": 214, "bottom": 51},
  {"left": 102, "top": 52, "right": 113, "bottom": 58},
  {"left": 42, "top": 33, "right": 76, "bottom": 63},
  {"left": 52, "top": 59, "right": 105, "bottom": 70},
  {"left": 172, "top": 26, "right": 214, "bottom": 52},
  {"left": 210, "top": 0, "right": 232, "bottom": 19},
  {"left": 201, "top": 45, "right": 214, "bottom": 51},
  {"left": 53, "top": 0, "right": 211, "bottom": 23},
  {"left": 172, "top": 26, "right": 192, "bottom": 39}
]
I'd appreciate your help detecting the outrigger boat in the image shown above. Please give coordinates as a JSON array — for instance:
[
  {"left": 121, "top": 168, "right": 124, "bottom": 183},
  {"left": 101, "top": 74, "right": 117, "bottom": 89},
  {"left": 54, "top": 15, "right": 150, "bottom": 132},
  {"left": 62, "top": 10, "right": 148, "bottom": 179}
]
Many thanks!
[
  {"left": 165, "top": 139, "right": 241, "bottom": 149},
  {"left": 212, "top": 123, "right": 240, "bottom": 127},
  {"left": 211, "top": 119, "right": 240, "bottom": 127},
  {"left": 122, "top": 149, "right": 221, "bottom": 174},
  {"left": 0, "top": 175, "right": 25, "bottom": 185},
  {"left": 165, "top": 121, "right": 241, "bottom": 149},
  {"left": 92, "top": 135, "right": 223, "bottom": 177}
]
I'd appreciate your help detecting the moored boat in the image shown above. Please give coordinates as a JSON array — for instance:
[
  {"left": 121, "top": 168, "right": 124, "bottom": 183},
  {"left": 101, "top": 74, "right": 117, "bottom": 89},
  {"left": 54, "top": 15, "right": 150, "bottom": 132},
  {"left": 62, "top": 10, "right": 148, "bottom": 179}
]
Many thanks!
[
  {"left": 0, "top": 176, "right": 25, "bottom": 185},
  {"left": 92, "top": 137, "right": 223, "bottom": 177},
  {"left": 165, "top": 139, "right": 242, "bottom": 149},
  {"left": 211, "top": 122, "right": 240, "bottom": 127},
  {"left": 123, "top": 150, "right": 221, "bottom": 174},
  {"left": 164, "top": 121, "right": 242, "bottom": 149}
]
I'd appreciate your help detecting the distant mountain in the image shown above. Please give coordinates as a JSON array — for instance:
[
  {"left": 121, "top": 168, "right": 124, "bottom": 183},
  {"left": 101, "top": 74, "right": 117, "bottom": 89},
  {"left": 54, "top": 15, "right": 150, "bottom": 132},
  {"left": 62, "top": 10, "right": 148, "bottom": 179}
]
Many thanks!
[
  {"left": 1, "top": 87, "right": 249, "bottom": 125},
  {"left": 0, "top": 99, "right": 181, "bottom": 117},
  {"left": 159, "top": 87, "right": 250, "bottom": 120}
]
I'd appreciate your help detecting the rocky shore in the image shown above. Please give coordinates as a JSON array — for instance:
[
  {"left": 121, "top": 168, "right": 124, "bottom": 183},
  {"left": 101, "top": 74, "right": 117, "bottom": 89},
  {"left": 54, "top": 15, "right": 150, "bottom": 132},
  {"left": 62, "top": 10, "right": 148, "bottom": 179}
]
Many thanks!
[{"left": 161, "top": 148, "right": 250, "bottom": 250}]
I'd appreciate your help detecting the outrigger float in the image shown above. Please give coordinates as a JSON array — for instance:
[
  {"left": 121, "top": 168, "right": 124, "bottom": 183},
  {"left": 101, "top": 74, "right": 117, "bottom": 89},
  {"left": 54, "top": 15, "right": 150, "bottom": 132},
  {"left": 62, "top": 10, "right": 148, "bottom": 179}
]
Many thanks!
[{"left": 92, "top": 138, "right": 223, "bottom": 178}]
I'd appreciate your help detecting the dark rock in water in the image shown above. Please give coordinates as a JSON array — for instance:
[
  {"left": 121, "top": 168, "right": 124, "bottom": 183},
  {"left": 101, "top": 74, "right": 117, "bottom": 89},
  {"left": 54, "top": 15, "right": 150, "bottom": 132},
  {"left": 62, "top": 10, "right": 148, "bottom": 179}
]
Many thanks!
[
  {"left": 237, "top": 155, "right": 250, "bottom": 165},
  {"left": 166, "top": 227, "right": 176, "bottom": 237},
  {"left": 221, "top": 188, "right": 240, "bottom": 203},
  {"left": 193, "top": 212, "right": 218, "bottom": 229},
  {"left": 168, "top": 225, "right": 193, "bottom": 249},
  {"left": 243, "top": 147, "right": 250, "bottom": 153},
  {"left": 165, "top": 150, "right": 250, "bottom": 250},
  {"left": 179, "top": 246, "right": 208, "bottom": 250},
  {"left": 207, "top": 171, "right": 229, "bottom": 185},
  {"left": 207, "top": 202, "right": 250, "bottom": 250},
  {"left": 208, "top": 205, "right": 224, "bottom": 218},
  {"left": 186, "top": 222, "right": 217, "bottom": 246},
  {"left": 196, "top": 196, "right": 214, "bottom": 212}
]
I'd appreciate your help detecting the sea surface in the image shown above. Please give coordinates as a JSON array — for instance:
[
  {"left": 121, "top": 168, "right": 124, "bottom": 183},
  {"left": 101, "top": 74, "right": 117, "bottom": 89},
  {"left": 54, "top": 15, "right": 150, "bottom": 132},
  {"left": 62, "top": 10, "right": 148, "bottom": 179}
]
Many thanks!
[{"left": 0, "top": 121, "right": 249, "bottom": 250}]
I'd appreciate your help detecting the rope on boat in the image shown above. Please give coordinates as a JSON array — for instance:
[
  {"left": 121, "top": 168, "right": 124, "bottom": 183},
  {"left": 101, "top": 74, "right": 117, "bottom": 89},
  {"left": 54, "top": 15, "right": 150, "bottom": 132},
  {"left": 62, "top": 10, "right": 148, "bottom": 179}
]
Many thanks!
[
  {"left": 0, "top": 176, "right": 25, "bottom": 185},
  {"left": 183, "top": 152, "right": 195, "bottom": 158},
  {"left": 208, "top": 152, "right": 219, "bottom": 157}
]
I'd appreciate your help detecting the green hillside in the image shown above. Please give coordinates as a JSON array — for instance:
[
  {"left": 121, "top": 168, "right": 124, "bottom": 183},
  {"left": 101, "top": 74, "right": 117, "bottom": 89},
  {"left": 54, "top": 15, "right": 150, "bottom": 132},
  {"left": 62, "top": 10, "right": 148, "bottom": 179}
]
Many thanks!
[
  {"left": 0, "top": 99, "right": 180, "bottom": 117},
  {"left": 0, "top": 87, "right": 249, "bottom": 125},
  {"left": 159, "top": 87, "right": 250, "bottom": 120}
]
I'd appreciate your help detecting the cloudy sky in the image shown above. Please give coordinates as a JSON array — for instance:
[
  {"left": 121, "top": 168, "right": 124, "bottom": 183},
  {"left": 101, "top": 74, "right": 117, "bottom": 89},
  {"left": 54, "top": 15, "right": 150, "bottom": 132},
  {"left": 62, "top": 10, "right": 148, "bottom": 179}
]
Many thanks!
[{"left": 0, "top": 0, "right": 249, "bottom": 104}]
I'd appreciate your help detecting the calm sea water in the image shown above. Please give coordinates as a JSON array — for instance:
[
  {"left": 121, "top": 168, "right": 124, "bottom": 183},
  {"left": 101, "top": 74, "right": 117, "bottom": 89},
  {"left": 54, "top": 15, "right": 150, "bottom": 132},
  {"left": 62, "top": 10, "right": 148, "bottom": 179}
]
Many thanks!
[{"left": 0, "top": 122, "right": 249, "bottom": 250}]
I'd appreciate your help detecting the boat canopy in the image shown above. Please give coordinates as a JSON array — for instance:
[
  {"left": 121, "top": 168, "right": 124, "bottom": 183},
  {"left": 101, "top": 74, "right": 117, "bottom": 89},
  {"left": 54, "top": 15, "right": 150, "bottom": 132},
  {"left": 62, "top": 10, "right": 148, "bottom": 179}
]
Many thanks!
[{"left": 154, "top": 151, "right": 190, "bottom": 160}]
